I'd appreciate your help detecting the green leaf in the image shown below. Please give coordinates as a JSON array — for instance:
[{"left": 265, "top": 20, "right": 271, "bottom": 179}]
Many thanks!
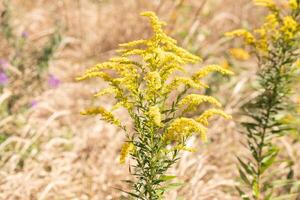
[
  {"left": 158, "top": 182, "right": 185, "bottom": 192},
  {"left": 238, "top": 167, "right": 251, "bottom": 186},
  {"left": 261, "top": 147, "right": 279, "bottom": 174},
  {"left": 235, "top": 186, "right": 250, "bottom": 200},
  {"left": 159, "top": 175, "right": 177, "bottom": 181},
  {"left": 237, "top": 157, "right": 254, "bottom": 175},
  {"left": 252, "top": 177, "right": 260, "bottom": 199}
]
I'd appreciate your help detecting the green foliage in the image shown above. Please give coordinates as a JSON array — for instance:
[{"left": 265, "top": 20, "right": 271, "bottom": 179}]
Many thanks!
[
  {"left": 227, "top": 1, "right": 300, "bottom": 199},
  {"left": 37, "top": 31, "right": 62, "bottom": 71}
]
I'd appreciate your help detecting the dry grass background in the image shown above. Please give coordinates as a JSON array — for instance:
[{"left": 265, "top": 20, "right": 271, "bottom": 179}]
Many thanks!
[{"left": 0, "top": 0, "right": 299, "bottom": 199}]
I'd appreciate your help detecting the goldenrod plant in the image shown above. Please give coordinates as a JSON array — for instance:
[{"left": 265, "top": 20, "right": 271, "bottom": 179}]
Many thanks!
[
  {"left": 78, "top": 11, "right": 232, "bottom": 199},
  {"left": 226, "top": 0, "right": 300, "bottom": 199}
]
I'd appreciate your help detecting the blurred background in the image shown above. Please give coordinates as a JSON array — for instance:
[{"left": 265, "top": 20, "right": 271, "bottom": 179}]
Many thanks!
[{"left": 0, "top": 0, "right": 299, "bottom": 199}]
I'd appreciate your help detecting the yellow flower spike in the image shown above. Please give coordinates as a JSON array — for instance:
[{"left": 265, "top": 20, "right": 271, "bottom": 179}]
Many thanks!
[
  {"left": 120, "top": 142, "right": 135, "bottom": 164},
  {"left": 178, "top": 94, "right": 222, "bottom": 111},
  {"left": 163, "top": 77, "right": 207, "bottom": 94},
  {"left": 94, "top": 87, "right": 119, "bottom": 97},
  {"left": 229, "top": 48, "right": 250, "bottom": 60},
  {"left": 225, "top": 29, "right": 256, "bottom": 45},
  {"left": 192, "top": 65, "right": 234, "bottom": 80},
  {"left": 81, "top": 107, "right": 121, "bottom": 127},
  {"left": 144, "top": 71, "right": 162, "bottom": 98},
  {"left": 159, "top": 63, "right": 186, "bottom": 81},
  {"left": 164, "top": 118, "right": 207, "bottom": 143},
  {"left": 148, "top": 106, "right": 162, "bottom": 127},
  {"left": 196, "top": 109, "right": 232, "bottom": 126},
  {"left": 254, "top": 0, "right": 276, "bottom": 8},
  {"left": 76, "top": 71, "right": 112, "bottom": 82},
  {"left": 119, "top": 40, "right": 148, "bottom": 48}
]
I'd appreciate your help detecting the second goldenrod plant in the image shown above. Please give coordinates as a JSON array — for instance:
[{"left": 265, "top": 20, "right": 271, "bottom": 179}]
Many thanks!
[
  {"left": 78, "top": 11, "right": 232, "bottom": 199},
  {"left": 226, "top": 0, "right": 300, "bottom": 199}
]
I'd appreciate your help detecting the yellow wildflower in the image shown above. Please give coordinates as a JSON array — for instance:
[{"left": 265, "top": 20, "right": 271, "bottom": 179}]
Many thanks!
[
  {"left": 265, "top": 14, "right": 279, "bottom": 30},
  {"left": 119, "top": 142, "right": 135, "bottom": 164},
  {"left": 289, "top": 0, "right": 298, "bottom": 9},
  {"left": 148, "top": 106, "right": 162, "bottom": 127},
  {"left": 164, "top": 118, "right": 207, "bottom": 143},
  {"left": 81, "top": 107, "right": 121, "bottom": 127},
  {"left": 220, "top": 59, "right": 231, "bottom": 70},
  {"left": 280, "top": 16, "right": 298, "bottom": 40},
  {"left": 225, "top": 29, "right": 256, "bottom": 45},
  {"left": 229, "top": 48, "right": 250, "bottom": 60},
  {"left": 192, "top": 65, "right": 234, "bottom": 80},
  {"left": 178, "top": 94, "right": 222, "bottom": 111},
  {"left": 254, "top": 0, "right": 276, "bottom": 8},
  {"left": 196, "top": 109, "right": 232, "bottom": 126}
]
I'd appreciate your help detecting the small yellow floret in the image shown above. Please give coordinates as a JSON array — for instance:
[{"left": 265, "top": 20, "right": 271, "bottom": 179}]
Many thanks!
[
  {"left": 229, "top": 48, "right": 250, "bottom": 60},
  {"left": 119, "top": 142, "right": 135, "bottom": 164}
]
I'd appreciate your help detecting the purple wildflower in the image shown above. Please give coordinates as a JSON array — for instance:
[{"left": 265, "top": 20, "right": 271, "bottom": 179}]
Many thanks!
[
  {"left": 21, "top": 31, "right": 29, "bottom": 39},
  {"left": 30, "top": 100, "right": 38, "bottom": 108},
  {"left": 0, "top": 72, "right": 8, "bottom": 86},
  {"left": 48, "top": 74, "right": 60, "bottom": 88}
]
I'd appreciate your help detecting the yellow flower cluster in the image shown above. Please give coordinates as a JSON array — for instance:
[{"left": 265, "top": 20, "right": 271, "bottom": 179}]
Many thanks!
[
  {"left": 120, "top": 142, "right": 135, "bottom": 164},
  {"left": 78, "top": 11, "right": 232, "bottom": 163},
  {"left": 289, "top": 0, "right": 299, "bottom": 9},
  {"left": 81, "top": 107, "right": 121, "bottom": 127},
  {"left": 164, "top": 118, "right": 208, "bottom": 143},
  {"left": 179, "top": 94, "right": 222, "bottom": 111},
  {"left": 148, "top": 106, "right": 162, "bottom": 127},
  {"left": 144, "top": 71, "right": 162, "bottom": 99},
  {"left": 226, "top": 1, "right": 300, "bottom": 53},
  {"left": 280, "top": 16, "right": 298, "bottom": 40},
  {"left": 196, "top": 109, "right": 232, "bottom": 126}
]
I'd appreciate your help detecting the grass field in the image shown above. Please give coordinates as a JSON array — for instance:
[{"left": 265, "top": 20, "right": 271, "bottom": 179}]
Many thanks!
[{"left": 0, "top": 0, "right": 299, "bottom": 199}]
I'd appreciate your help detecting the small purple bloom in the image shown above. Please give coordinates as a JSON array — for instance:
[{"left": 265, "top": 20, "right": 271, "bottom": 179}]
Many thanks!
[
  {"left": 21, "top": 31, "right": 29, "bottom": 38},
  {"left": 30, "top": 100, "right": 38, "bottom": 108},
  {"left": 0, "top": 59, "right": 9, "bottom": 69},
  {"left": 48, "top": 74, "right": 60, "bottom": 88},
  {"left": 0, "top": 72, "right": 8, "bottom": 86}
]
